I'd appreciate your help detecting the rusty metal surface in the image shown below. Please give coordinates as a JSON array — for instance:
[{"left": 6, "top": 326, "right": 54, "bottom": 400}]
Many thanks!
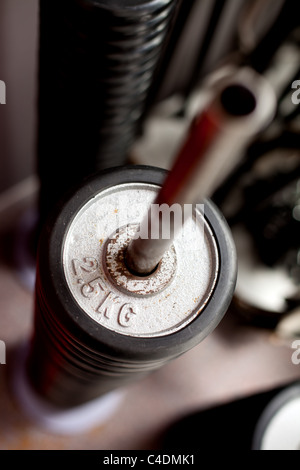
[{"left": 62, "top": 183, "right": 218, "bottom": 337}]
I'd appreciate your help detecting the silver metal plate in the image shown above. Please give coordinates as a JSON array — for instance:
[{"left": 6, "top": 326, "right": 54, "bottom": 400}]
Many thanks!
[{"left": 62, "top": 183, "right": 219, "bottom": 338}]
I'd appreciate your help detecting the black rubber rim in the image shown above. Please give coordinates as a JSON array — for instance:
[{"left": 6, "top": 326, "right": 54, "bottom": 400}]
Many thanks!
[{"left": 38, "top": 165, "right": 237, "bottom": 363}]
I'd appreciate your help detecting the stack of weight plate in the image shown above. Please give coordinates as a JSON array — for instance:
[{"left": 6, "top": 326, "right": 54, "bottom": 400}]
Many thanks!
[
  {"left": 26, "top": 166, "right": 236, "bottom": 408},
  {"left": 37, "top": 0, "right": 178, "bottom": 226}
]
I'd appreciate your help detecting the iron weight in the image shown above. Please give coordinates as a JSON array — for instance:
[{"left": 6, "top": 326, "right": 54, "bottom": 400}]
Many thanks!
[
  {"left": 27, "top": 165, "right": 237, "bottom": 408},
  {"left": 37, "top": 0, "right": 179, "bottom": 226}
]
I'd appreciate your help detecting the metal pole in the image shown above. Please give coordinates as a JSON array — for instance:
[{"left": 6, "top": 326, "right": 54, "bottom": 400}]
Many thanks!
[{"left": 126, "top": 66, "right": 277, "bottom": 274}]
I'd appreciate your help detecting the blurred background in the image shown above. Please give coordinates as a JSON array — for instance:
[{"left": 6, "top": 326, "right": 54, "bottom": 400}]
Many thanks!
[{"left": 0, "top": 0, "right": 300, "bottom": 450}]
